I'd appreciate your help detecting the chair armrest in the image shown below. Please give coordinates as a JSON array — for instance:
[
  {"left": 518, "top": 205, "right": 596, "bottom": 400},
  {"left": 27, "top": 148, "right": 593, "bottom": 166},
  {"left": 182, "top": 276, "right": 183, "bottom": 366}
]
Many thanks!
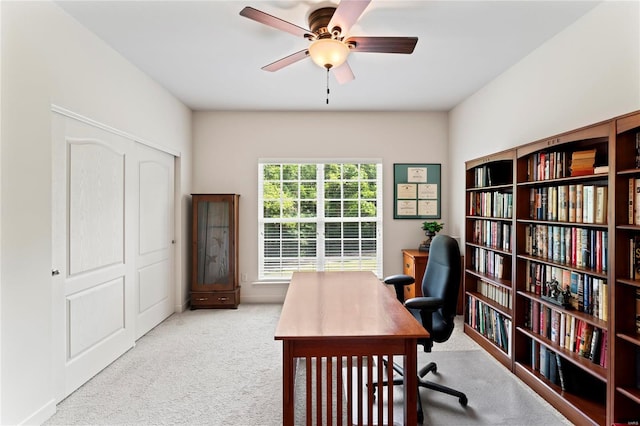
[
  {"left": 383, "top": 274, "right": 415, "bottom": 286},
  {"left": 384, "top": 274, "right": 415, "bottom": 303},
  {"left": 404, "top": 296, "right": 444, "bottom": 312}
]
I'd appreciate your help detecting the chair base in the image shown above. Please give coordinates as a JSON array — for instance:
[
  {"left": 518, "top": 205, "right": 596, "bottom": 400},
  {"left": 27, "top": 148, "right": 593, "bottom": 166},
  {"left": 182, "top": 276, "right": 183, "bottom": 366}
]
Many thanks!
[{"left": 372, "top": 359, "right": 468, "bottom": 424}]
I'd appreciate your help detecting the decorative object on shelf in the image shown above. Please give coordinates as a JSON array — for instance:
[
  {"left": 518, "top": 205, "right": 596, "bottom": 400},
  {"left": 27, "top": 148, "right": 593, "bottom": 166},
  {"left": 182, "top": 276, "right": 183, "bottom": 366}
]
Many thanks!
[
  {"left": 540, "top": 278, "right": 572, "bottom": 309},
  {"left": 419, "top": 221, "right": 444, "bottom": 252}
]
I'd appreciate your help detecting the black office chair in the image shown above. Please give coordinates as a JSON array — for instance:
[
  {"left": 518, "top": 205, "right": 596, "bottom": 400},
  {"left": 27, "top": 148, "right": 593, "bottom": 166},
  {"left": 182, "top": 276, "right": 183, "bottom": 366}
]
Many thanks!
[{"left": 380, "top": 235, "right": 468, "bottom": 422}]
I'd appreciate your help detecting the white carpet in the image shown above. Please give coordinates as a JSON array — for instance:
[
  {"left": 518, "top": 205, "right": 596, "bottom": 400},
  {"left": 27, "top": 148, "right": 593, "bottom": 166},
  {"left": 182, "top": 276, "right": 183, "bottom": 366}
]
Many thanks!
[{"left": 45, "top": 304, "right": 570, "bottom": 425}]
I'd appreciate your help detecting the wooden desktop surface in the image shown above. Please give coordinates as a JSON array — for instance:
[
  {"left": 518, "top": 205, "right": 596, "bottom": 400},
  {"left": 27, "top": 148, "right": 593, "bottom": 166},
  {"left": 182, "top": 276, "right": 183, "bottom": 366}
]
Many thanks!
[{"left": 275, "top": 271, "right": 428, "bottom": 340}]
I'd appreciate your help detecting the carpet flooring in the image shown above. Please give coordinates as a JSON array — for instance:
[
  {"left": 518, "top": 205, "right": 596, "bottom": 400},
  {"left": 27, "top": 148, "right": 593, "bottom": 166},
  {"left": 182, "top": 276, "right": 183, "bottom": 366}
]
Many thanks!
[{"left": 45, "top": 304, "right": 571, "bottom": 425}]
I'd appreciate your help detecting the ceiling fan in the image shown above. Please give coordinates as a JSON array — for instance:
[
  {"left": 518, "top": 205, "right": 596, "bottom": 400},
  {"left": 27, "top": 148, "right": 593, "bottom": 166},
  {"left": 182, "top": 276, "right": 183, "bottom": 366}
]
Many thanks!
[{"left": 239, "top": 0, "right": 418, "bottom": 85}]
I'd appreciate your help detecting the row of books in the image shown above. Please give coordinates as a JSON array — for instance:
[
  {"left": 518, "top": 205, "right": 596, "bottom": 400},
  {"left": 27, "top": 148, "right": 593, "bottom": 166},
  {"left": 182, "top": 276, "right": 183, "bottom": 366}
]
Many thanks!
[
  {"left": 476, "top": 279, "right": 512, "bottom": 309},
  {"left": 627, "top": 177, "right": 640, "bottom": 225},
  {"left": 469, "top": 191, "right": 513, "bottom": 218},
  {"left": 473, "top": 163, "right": 512, "bottom": 188},
  {"left": 466, "top": 295, "right": 512, "bottom": 354},
  {"left": 528, "top": 184, "right": 608, "bottom": 224},
  {"left": 531, "top": 342, "right": 607, "bottom": 395},
  {"left": 636, "top": 287, "right": 640, "bottom": 333},
  {"left": 526, "top": 150, "right": 570, "bottom": 182},
  {"left": 471, "top": 220, "right": 511, "bottom": 252},
  {"left": 525, "top": 299, "right": 607, "bottom": 367},
  {"left": 629, "top": 236, "right": 640, "bottom": 279},
  {"left": 524, "top": 224, "right": 607, "bottom": 273},
  {"left": 525, "top": 261, "right": 608, "bottom": 320},
  {"left": 634, "top": 130, "right": 640, "bottom": 169},
  {"left": 471, "top": 247, "right": 509, "bottom": 280}
]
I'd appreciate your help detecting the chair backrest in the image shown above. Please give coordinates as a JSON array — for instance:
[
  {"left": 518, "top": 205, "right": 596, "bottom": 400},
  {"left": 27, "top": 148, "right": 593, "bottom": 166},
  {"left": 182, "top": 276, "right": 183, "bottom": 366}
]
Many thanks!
[{"left": 421, "top": 234, "right": 461, "bottom": 341}]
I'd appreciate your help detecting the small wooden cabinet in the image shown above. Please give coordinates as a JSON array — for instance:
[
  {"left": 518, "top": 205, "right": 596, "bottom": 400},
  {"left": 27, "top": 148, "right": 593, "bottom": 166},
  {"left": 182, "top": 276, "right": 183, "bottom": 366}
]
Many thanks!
[
  {"left": 191, "top": 194, "right": 240, "bottom": 309},
  {"left": 402, "top": 249, "right": 428, "bottom": 299},
  {"left": 402, "top": 249, "right": 464, "bottom": 314}
]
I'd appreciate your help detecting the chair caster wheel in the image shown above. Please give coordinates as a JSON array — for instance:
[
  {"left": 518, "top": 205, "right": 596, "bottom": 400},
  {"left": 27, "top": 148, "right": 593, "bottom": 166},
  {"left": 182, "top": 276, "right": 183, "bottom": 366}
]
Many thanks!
[{"left": 459, "top": 395, "right": 468, "bottom": 406}]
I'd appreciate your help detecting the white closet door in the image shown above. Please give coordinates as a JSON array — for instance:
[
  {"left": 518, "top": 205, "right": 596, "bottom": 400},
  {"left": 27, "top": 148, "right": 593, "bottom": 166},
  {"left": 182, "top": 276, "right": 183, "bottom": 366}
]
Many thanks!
[
  {"left": 52, "top": 113, "right": 136, "bottom": 399},
  {"left": 134, "top": 143, "right": 175, "bottom": 339},
  {"left": 51, "top": 111, "right": 176, "bottom": 400}
]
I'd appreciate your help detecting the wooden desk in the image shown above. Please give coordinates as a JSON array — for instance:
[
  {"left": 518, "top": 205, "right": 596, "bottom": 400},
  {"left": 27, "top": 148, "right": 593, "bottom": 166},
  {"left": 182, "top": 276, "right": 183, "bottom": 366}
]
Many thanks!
[{"left": 275, "top": 271, "right": 429, "bottom": 426}]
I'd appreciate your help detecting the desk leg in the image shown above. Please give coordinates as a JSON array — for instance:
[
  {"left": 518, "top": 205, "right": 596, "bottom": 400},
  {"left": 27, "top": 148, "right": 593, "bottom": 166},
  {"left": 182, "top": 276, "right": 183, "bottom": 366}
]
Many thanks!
[
  {"left": 282, "top": 341, "right": 294, "bottom": 426},
  {"left": 403, "top": 339, "right": 418, "bottom": 426}
]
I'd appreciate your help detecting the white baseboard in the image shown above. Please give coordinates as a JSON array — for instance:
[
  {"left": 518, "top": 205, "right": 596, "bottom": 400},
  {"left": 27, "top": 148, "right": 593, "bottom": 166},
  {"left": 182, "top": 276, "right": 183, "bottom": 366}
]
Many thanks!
[
  {"left": 241, "top": 295, "right": 285, "bottom": 304},
  {"left": 19, "top": 397, "right": 56, "bottom": 426}
]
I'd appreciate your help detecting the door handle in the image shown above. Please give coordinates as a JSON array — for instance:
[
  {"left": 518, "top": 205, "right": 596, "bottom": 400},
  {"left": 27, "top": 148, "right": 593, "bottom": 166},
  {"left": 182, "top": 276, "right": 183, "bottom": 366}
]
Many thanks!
[{"left": 52, "top": 269, "right": 60, "bottom": 276}]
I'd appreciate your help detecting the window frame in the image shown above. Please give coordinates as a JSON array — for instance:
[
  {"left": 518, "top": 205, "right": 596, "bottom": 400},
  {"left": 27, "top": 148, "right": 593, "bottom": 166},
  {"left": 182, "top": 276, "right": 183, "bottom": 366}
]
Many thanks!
[{"left": 258, "top": 159, "right": 383, "bottom": 281}]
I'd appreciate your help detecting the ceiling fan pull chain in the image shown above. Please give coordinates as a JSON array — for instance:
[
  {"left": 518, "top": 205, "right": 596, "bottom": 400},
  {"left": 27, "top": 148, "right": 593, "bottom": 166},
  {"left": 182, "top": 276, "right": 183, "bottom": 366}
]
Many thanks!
[{"left": 326, "top": 67, "right": 330, "bottom": 105}]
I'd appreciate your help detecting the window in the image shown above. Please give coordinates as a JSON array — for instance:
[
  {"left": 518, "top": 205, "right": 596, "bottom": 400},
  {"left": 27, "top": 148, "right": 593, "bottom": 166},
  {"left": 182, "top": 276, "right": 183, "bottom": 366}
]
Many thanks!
[{"left": 258, "top": 160, "right": 383, "bottom": 280}]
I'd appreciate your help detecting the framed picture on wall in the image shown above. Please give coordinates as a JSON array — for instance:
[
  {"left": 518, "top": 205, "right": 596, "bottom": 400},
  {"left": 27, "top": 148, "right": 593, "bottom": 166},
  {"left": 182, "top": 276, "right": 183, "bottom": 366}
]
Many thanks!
[{"left": 393, "top": 163, "right": 441, "bottom": 219}]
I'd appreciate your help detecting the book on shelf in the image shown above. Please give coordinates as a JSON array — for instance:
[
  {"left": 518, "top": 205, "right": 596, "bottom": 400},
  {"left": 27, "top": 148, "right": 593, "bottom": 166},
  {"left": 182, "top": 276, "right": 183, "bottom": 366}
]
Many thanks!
[
  {"left": 568, "top": 184, "right": 577, "bottom": 222},
  {"left": 599, "top": 329, "right": 607, "bottom": 368},
  {"left": 630, "top": 236, "right": 640, "bottom": 279},
  {"left": 574, "top": 184, "right": 583, "bottom": 223},
  {"left": 570, "top": 148, "right": 596, "bottom": 176},
  {"left": 636, "top": 288, "right": 640, "bottom": 333},
  {"left": 555, "top": 352, "right": 567, "bottom": 391},
  {"left": 636, "top": 347, "right": 640, "bottom": 389},
  {"left": 629, "top": 177, "right": 635, "bottom": 224},
  {"left": 595, "top": 185, "right": 607, "bottom": 224},
  {"left": 636, "top": 131, "right": 640, "bottom": 169},
  {"left": 593, "top": 165, "right": 609, "bottom": 174},
  {"left": 635, "top": 178, "right": 640, "bottom": 226},
  {"left": 539, "top": 345, "right": 549, "bottom": 378},
  {"left": 589, "top": 327, "right": 601, "bottom": 364}
]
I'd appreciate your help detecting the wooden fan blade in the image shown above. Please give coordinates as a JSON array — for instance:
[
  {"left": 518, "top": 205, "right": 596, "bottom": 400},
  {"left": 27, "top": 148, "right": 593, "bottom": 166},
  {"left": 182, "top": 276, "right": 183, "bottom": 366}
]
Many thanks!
[
  {"left": 262, "top": 49, "right": 309, "bottom": 72},
  {"left": 333, "top": 62, "right": 355, "bottom": 85},
  {"left": 328, "top": 0, "right": 371, "bottom": 36},
  {"left": 240, "top": 6, "right": 313, "bottom": 38},
  {"left": 346, "top": 36, "right": 418, "bottom": 54}
]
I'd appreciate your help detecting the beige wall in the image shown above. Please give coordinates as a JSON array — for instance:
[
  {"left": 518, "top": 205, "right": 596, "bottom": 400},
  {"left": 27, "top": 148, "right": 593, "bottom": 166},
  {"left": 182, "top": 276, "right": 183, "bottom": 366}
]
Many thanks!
[
  {"left": 449, "top": 1, "right": 640, "bottom": 242},
  {"left": 1, "top": 2, "right": 192, "bottom": 424},
  {"left": 192, "top": 111, "right": 450, "bottom": 302}
]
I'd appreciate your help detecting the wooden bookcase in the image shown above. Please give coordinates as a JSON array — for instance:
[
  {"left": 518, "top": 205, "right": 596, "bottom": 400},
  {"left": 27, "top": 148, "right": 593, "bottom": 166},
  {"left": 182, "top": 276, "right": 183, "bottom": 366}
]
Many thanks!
[
  {"left": 464, "top": 110, "right": 640, "bottom": 426},
  {"left": 513, "top": 121, "right": 610, "bottom": 426},
  {"left": 464, "top": 149, "right": 516, "bottom": 370},
  {"left": 611, "top": 111, "right": 640, "bottom": 424}
]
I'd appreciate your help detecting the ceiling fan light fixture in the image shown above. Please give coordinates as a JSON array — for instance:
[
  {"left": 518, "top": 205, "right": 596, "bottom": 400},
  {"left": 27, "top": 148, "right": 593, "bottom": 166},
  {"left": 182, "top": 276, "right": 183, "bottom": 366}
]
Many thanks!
[{"left": 308, "top": 38, "right": 350, "bottom": 69}]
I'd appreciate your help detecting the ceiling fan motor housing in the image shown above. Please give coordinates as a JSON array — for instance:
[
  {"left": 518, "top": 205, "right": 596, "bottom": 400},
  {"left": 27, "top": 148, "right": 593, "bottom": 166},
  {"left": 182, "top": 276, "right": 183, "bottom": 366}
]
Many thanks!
[{"left": 308, "top": 7, "right": 339, "bottom": 39}]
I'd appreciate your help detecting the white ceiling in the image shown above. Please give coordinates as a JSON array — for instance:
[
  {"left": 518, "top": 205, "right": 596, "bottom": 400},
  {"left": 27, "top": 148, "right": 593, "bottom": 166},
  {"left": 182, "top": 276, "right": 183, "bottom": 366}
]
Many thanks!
[{"left": 55, "top": 0, "right": 601, "bottom": 112}]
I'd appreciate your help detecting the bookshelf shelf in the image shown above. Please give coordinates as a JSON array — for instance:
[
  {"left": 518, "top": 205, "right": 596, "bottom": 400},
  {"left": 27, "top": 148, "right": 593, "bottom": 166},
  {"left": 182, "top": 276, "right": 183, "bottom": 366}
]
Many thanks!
[
  {"left": 466, "top": 291, "right": 512, "bottom": 317},
  {"left": 463, "top": 323, "right": 512, "bottom": 368},
  {"left": 514, "top": 362, "right": 606, "bottom": 426},
  {"left": 465, "top": 241, "right": 511, "bottom": 255},
  {"left": 517, "top": 291, "right": 608, "bottom": 329},
  {"left": 517, "top": 326, "right": 607, "bottom": 380},
  {"left": 464, "top": 111, "right": 640, "bottom": 425},
  {"left": 617, "top": 386, "right": 640, "bottom": 405},
  {"left": 516, "top": 254, "right": 608, "bottom": 280},
  {"left": 616, "top": 331, "right": 640, "bottom": 346},
  {"left": 516, "top": 173, "right": 609, "bottom": 187}
]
